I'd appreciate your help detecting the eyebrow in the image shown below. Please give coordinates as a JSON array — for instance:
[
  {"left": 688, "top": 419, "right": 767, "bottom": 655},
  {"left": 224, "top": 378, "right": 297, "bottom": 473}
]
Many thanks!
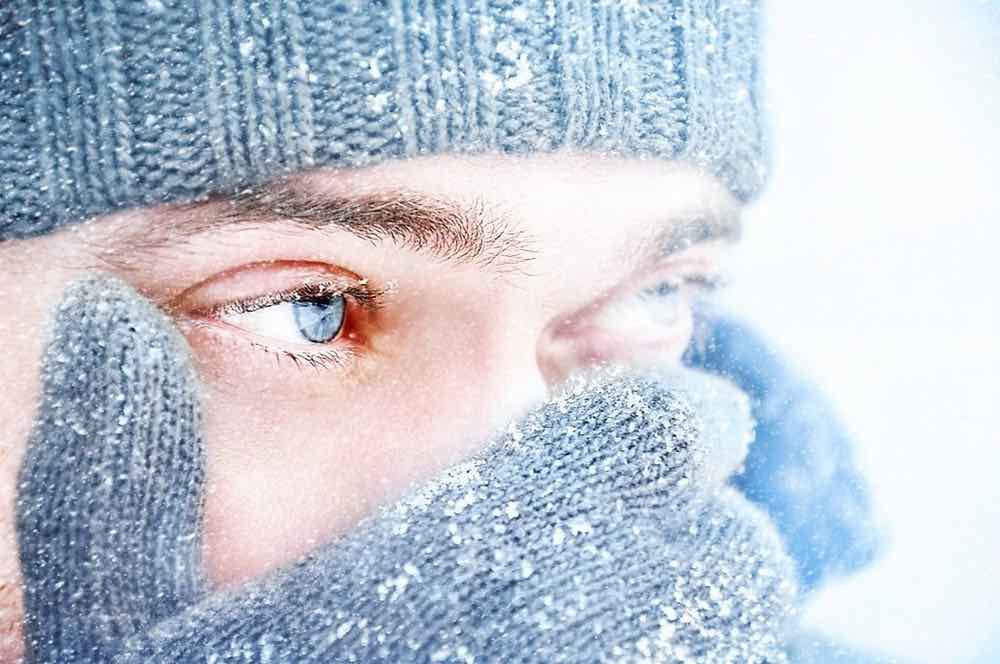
[
  {"left": 99, "top": 184, "right": 739, "bottom": 273},
  {"left": 102, "top": 185, "right": 538, "bottom": 274}
]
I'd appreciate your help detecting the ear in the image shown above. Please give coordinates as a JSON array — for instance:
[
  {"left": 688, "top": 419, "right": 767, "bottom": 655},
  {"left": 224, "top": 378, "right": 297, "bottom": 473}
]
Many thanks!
[{"left": 16, "top": 276, "right": 207, "bottom": 663}]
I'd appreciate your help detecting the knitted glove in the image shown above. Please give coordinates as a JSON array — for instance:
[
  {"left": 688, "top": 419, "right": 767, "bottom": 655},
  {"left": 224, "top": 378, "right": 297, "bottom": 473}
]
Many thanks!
[
  {"left": 17, "top": 277, "right": 205, "bottom": 662},
  {"left": 685, "top": 315, "right": 883, "bottom": 592},
  {"left": 18, "top": 277, "right": 797, "bottom": 663}
]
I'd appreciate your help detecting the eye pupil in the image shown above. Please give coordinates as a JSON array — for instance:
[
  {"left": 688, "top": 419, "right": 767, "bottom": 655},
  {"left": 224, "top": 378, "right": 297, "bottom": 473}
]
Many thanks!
[
  {"left": 292, "top": 295, "right": 346, "bottom": 343},
  {"left": 642, "top": 281, "right": 679, "bottom": 299}
]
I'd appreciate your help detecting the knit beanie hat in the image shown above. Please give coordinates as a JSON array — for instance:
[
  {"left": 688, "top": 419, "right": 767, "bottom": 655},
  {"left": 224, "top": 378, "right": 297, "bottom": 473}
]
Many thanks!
[{"left": 0, "top": 0, "right": 765, "bottom": 242}]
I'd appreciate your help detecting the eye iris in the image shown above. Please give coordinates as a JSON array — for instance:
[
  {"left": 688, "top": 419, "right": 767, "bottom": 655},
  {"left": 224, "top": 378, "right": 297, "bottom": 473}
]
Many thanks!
[
  {"left": 291, "top": 295, "right": 346, "bottom": 343},
  {"left": 644, "top": 282, "right": 674, "bottom": 298}
]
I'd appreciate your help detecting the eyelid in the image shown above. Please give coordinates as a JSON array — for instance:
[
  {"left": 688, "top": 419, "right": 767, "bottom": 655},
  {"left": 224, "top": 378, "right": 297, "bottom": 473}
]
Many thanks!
[
  {"left": 612, "top": 250, "right": 728, "bottom": 307},
  {"left": 213, "top": 281, "right": 383, "bottom": 318},
  {"left": 549, "top": 253, "right": 724, "bottom": 342},
  {"left": 637, "top": 272, "right": 728, "bottom": 298},
  {"left": 169, "top": 260, "right": 381, "bottom": 318}
]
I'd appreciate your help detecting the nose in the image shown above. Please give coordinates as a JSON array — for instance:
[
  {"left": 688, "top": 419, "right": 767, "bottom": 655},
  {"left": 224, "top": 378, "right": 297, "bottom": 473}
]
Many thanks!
[{"left": 535, "top": 312, "right": 602, "bottom": 389}]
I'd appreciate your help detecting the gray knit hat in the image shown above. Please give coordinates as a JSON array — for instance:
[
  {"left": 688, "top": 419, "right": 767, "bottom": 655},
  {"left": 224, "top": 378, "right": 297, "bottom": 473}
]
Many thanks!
[{"left": 0, "top": 0, "right": 765, "bottom": 242}]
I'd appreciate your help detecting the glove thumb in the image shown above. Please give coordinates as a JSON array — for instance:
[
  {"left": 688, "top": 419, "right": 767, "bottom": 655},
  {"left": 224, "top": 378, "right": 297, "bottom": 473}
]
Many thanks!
[{"left": 16, "top": 276, "right": 206, "bottom": 663}]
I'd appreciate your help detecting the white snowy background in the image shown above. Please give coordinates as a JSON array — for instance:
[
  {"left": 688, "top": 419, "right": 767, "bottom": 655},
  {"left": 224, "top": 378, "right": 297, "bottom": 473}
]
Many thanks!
[{"left": 721, "top": 1, "right": 1000, "bottom": 661}]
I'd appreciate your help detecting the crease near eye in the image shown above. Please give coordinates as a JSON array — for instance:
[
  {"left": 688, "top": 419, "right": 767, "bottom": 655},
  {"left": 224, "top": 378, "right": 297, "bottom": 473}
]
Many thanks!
[{"left": 580, "top": 268, "right": 726, "bottom": 364}]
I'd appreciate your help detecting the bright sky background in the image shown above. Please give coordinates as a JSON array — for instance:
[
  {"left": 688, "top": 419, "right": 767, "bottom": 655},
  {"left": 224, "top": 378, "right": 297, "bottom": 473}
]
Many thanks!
[{"left": 721, "top": 1, "right": 1000, "bottom": 661}]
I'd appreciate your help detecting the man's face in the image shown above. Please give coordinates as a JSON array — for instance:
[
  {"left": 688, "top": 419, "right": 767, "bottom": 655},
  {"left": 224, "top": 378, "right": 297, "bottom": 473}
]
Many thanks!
[{"left": 0, "top": 153, "right": 736, "bottom": 659}]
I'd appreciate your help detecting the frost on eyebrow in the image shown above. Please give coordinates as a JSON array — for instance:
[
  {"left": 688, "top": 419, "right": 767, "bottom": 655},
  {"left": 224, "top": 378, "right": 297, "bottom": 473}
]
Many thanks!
[{"left": 96, "top": 184, "right": 539, "bottom": 276}]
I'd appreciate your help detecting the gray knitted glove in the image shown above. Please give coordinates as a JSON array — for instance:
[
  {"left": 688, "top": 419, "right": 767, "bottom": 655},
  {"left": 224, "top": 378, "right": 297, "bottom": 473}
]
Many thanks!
[
  {"left": 17, "top": 277, "right": 206, "bottom": 662},
  {"left": 17, "top": 277, "right": 796, "bottom": 663}
]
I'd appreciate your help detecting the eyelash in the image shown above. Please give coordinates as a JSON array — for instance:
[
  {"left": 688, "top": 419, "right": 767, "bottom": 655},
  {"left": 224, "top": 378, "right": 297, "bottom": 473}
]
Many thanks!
[
  {"left": 211, "top": 280, "right": 386, "bottom": 372},
  {"left": 247, "top": 340, "right": 359, "bottom": 372},
  {"left": 215, "top": 281, "right": 385, "bottom": 316},
  {"left": 639, "top": 273, "right": 725, "bottom": 301}
]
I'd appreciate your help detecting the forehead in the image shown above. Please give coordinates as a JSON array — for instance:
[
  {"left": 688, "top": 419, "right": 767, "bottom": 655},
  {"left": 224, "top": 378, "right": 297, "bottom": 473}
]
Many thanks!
[{"left": 301, "top": 152, "right": 736, "bottom": 224}]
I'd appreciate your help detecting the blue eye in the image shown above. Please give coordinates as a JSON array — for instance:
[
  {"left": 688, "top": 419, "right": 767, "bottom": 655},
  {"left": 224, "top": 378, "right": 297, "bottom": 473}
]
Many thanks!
[
  {"left": 641, "top": 281, "right": 680, "bottom": 299},
  {"left": 292, "top": 296, "right": 346, "bottom": 343}
]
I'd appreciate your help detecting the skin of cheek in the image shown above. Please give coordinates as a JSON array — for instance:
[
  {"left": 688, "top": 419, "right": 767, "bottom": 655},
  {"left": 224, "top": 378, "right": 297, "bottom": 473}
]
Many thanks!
[{"left": 195, "top": 281, "right": 548, "bottom": 588}]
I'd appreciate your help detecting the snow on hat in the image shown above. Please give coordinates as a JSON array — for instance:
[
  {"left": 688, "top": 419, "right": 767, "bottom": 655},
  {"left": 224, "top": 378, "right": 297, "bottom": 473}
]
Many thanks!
[{"left": 0, "top": 0, "right": 765, "bottom": 241}]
